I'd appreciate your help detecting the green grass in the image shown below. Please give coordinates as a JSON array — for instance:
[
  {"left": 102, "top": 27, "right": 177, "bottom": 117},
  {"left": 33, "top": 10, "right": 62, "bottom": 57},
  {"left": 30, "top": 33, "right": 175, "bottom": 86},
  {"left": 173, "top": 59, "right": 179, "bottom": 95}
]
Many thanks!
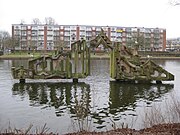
[{"left": 0, "top": 52, "right": 55, "bottom": 59}]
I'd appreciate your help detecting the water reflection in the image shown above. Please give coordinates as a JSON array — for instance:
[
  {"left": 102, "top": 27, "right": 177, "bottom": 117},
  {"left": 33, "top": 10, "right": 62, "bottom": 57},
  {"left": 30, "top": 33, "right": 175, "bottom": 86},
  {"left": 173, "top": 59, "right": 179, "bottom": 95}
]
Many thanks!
[
  {"left": 12, "top": 82, "right": 91, "bottom": 118},
  {"left": 109, "top": 82, "right": 174, "bottom": 114},
  {"left": 12, "top": 81, "right": 174, "bottom": 130}
]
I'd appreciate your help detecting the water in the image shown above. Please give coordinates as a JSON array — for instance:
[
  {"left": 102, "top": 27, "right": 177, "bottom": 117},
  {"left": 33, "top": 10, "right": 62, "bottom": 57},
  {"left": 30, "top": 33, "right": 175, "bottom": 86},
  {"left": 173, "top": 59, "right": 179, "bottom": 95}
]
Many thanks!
[{"left": 0, "top": 59, "right": 179, "bottom": 134}]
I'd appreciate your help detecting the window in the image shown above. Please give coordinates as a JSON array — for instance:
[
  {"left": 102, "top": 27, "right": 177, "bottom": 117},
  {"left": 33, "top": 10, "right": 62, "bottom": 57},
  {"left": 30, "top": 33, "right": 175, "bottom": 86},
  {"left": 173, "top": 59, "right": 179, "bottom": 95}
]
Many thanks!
[
  {"left": 27, "top": 36, "right": 31, "bottom": 40},
  {"left": 64, "top": 32, "right": 70, "bottom": 36},
  {"left": 32, "top": 37, "right": 37, "bottom": 40},
  {"left": 38, "top": 26, "right": 44, "bottom": 30},
  {"left": 38, "top": 36, "right": 44, "bottom": 40},
  {"left": 64, "top": 26, "right": 70, "bottom": 31},
  {"left": 80, "top": 26, "right": 86, "bottom": 31},
  {"left": 116, "top": 38, "right": 122, "bottom": 42},
  {"left": 21, "top": 31, "right": 26, "bottom": 36},
  {"left": 116, "top": 28, "right": 124, "bottom": 33},
  {"left": 32, "top": 26, "right": 38, "bottom": 30},
  {"left": 47, "top": 26, "right": 53, "bottom": 30},
  {"left": 111, "top": 27, "right": 116, "bottom": 31},
  {"left": 131, "top": 28, "right": 137, "bottom": 32},
  {"left": 22, "top": 36, "right": 27, "bottom": 40},
  {"left": 60, "top": 31, "right": 64, "bottom": 35},
  {"left": 139, "top": 28, "right": 145, "bottom": 32},
  {"left": 32, "top": 32, "right": 37, "bottom": 36},
  {"left": 122, "top": 38, "right": 126, "bottom": 42},
  {"left": 80, "top": 31, "right": 86, "bottom": 36},
  {"left": 47, "top": 31, "right": 53, "bottom": 35},
  {"left": 122, "top": 33, "right": 126, "bottom": 36},
  {"left": 96, "top": 27, "right": 101, "bottom": 31},
  {"left": 15, "top": 26, "right": 20, "bottom": 29},
  {"left": 47, "top": 36, "right": 53, "bottom": 40},
  {"left": 38, "top": 31, "right": 44, "bottom": 35},
  {"left": 60, "top": 26, "right": 64, "bottom": 29},
  {"left": 60, "top": 37, "right": 64, "bottom": 40},
  {"left": 126, "top": 28, "right": 131, "bottom": 32},
  {"left": 116, "top": 33, "right": 122, "bottom": 37},
  {"left": 154, "top": 29, "right": 160, "bottom": 33},
  {"left": 14, "top": 31, "right": 20, "bottom": 35},
  {"left": 54, "top": 27, "right": 59, "bottom": 31},
  {"left": 86, "top": 27, "right": 91, "bottom": 31},
  {"left": 70, "top": 26, "right": 76, "bottom": 30},
  {"left": 111, "top": 32, "right": 116, "bottom": 37},
  {"left": 145, "top": 29, "right": 151, "bottom": 33},
  {"left": 21, "top": 26, "right": 26, "bottom": 30},
  {"left": 28, "top": 31, "right": 31, "bottom": 35},
  {"left": 102, "top": 27, "right": 108, "bottom": 31},
  {"left": 111, "top": 37, "right": 116, "bottom": 41},
  {"left": 64, "top": 37, "right": 70, "bottom": 41}
]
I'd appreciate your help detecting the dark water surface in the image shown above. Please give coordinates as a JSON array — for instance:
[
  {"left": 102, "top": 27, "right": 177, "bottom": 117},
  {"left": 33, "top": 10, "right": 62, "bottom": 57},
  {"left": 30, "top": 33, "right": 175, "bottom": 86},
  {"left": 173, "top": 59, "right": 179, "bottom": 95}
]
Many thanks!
[{"left": 0, "top": 59, "right": 179, "bottom": 134}]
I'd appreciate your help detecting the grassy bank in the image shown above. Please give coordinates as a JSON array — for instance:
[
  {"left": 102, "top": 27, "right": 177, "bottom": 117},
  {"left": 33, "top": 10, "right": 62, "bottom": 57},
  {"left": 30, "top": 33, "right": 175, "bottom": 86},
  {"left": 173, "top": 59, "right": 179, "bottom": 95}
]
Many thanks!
[{"left": 1, "top": 52, "right": 180, "bottom": 60}]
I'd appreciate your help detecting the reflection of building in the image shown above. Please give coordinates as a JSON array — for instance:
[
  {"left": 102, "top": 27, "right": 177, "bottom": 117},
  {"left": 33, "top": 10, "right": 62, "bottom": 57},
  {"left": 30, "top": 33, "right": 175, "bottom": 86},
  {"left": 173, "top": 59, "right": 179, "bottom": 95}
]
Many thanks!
[{"left": 12, "top": 24, "right": 166, "bottom": 51}]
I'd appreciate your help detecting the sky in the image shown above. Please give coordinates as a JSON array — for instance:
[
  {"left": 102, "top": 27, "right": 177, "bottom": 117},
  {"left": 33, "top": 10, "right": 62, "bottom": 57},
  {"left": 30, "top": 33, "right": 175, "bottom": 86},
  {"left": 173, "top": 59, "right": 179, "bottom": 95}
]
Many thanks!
[{"left": 0, "top": 0, "right": 180, "bottom": 38}]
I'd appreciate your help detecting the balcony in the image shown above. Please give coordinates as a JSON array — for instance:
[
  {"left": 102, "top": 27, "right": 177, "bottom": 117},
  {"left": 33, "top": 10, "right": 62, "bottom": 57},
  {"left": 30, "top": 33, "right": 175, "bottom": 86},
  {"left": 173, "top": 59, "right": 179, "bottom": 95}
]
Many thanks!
[
  {"left": 70, "top": 26, "right": 76, "bottom": 31},
  {"left": 38, "top": 31, "right": 44, "bottom": 35},
  {"left": 64, "top": 27, "right": 70, "bottom": 31},
  {"left": 21, "top": 26, "right": 27, "bottom": 30},
  {"left": 47, "top": 36, "right": 53, "bottom": 41},
  {"left": 86, "top": 27, "right": 91, "bottom": 32},
  {"left": 64, "top": 32, "right": 70, "bottom": 36},
  {"left": 80, "top": 26, "right": 86, "bottom": 31},
  {"left": 32, "top": 27, "right": 38, "bottom": 30},
  {"left": 47, "top": 31, "right": 53, "bottom": 36}
]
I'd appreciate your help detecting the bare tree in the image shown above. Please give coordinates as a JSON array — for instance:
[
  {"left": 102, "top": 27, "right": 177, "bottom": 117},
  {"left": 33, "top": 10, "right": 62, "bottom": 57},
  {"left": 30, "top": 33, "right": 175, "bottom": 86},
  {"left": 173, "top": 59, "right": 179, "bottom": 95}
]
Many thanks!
[
  {"left": 169, "top": 0, "right": 180, "bottom": 6},
  {"left": 20, "top": 19, "right": 25, "bottom": 24},
  {"left": 0, "top": 31, "right": 10, "bottom": 50},
  {"left": 45, "top": 17, "right": 56, "bottom": 25},
  {"left": 54, "top": 39, "right": 65, "bottom": 51},
  {"left": 32, "top": 18, "right": 41, "bottom": 25}
]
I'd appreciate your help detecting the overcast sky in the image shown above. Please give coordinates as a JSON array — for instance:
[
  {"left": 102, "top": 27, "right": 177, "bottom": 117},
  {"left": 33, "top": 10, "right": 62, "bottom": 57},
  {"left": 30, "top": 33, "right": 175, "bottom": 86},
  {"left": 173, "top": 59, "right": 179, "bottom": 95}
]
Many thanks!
[{"left": 0, "top": 0, "right": 180, "bottom": 38}]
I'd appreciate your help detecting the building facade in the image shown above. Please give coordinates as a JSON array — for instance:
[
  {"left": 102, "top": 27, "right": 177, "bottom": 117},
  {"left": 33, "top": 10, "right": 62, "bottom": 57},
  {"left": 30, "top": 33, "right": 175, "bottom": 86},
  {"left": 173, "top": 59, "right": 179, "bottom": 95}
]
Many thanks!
[
  {"left": 166, "top": 37, "right": 180, "bottom": 51},
  {"left": 12, "top": 24, "right": 166, "bottom": 51}
]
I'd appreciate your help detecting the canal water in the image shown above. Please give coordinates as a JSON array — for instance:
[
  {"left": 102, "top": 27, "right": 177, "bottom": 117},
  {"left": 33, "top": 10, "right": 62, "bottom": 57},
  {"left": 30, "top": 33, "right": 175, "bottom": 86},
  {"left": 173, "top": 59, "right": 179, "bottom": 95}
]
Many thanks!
[{"left": 0, "top": 59, "right": 179, "bottom": 134}]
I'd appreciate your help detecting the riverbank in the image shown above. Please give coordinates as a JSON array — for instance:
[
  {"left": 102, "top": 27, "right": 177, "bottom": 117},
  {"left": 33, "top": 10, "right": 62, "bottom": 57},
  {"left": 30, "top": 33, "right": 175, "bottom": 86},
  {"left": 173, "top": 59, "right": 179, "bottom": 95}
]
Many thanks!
[
  {"left": 1, "top": 123, "right": 180, "bottom": 134},
  {"left": 1, "top": 54, "right": 180, "bottom": 60},
  {"left": 66, "top": 123, "right": 180, "bottom": 135}
]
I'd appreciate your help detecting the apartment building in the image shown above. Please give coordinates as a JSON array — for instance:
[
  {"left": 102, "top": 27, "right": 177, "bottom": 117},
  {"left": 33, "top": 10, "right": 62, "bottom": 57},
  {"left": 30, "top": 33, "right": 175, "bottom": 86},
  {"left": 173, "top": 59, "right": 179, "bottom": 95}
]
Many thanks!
[
  {"left": 12, "top": 24, "right": 166, "bottom": 51},
  {"left": 166, "top": 38, "right": 180, "bottom": 51}
]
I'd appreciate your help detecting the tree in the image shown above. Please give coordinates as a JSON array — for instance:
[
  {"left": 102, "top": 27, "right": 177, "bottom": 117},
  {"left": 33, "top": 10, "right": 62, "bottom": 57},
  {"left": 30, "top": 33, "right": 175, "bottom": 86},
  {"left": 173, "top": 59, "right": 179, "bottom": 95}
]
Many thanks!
[
  {"left": 20, "top": 19, "right": 25, "bottom": 24},
  {"left": 126, "top": 32, "right": 145, "bottom": 50},
  {"left": 54, "top": 38, "right": 65, "bottom": 52},
  {"left": 0, "top": 30, "right": 10, "bottom": 51},
  {"left": 169, "top": 0, "right": 180, "bottom": 6},
  {"left": 45, "top": 17, "right": 56, "bottom": 25},
  {"left": 32, "top": 18, "right": 41, "bottom": 25}
]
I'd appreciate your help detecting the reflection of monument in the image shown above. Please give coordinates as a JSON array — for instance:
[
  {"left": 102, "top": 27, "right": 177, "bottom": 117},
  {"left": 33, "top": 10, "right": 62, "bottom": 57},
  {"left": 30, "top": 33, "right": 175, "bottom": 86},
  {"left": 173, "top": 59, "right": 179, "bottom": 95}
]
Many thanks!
[
  {"left": 12, "top": 82, "right": 91, "bottom": 118},
  {"left": 109, "top": 82, "right": 174, "bottom": 114},
  {"left": 89, "top": 82, "right": 174, "bottom": 128},
  {"left": 12, "top": 81, "right": 174, "bottom": 130}
]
